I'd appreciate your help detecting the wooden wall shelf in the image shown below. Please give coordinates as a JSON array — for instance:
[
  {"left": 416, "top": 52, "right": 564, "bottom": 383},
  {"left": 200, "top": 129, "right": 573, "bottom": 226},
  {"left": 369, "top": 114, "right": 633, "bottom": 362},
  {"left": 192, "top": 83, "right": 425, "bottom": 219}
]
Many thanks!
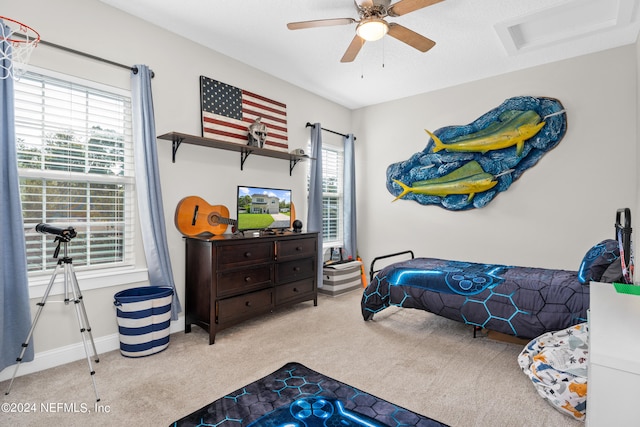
[{"left": 157, "top": 132, "right": 310, "bottom": 175}]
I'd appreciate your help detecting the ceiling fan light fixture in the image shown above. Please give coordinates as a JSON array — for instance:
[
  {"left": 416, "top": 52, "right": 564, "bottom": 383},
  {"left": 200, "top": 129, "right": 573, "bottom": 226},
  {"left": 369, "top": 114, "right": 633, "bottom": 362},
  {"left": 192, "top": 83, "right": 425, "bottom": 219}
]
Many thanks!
[{"left": 356, "top": 18, "right": 389, "bottom": 41}]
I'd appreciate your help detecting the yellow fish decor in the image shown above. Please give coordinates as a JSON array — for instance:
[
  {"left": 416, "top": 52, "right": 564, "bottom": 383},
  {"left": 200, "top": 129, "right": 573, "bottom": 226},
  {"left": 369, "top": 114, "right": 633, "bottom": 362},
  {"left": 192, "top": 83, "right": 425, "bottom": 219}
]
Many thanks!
[
  {"left": 427, "top": 110, "right": 546, "bottom": 157},
  {"left": 392, "top": 161, "right": 497, "bottom": 203},
  {"left": 387, "top": 96, "right": 567, "bottom": 210}
]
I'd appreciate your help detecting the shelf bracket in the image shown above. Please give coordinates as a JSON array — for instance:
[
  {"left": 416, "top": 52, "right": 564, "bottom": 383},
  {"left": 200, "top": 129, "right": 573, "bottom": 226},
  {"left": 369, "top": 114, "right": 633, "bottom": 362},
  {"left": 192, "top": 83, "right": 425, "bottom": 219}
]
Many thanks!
[
  {"left": 240, "top": 149, "right": 253, "bottom": 170},
  {"left": 172, "top": 136, "right": 184, "bottom": 163},
  {"left": 289, "top": 158, "right": 301, "bottom": 176}
]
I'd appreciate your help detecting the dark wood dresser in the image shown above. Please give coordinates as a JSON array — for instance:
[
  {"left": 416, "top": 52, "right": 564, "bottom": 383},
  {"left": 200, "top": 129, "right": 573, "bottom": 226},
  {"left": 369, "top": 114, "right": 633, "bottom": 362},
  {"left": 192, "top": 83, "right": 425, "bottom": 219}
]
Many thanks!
[{"left": 184, "top": 232, "right": 318, "bottom": 344}]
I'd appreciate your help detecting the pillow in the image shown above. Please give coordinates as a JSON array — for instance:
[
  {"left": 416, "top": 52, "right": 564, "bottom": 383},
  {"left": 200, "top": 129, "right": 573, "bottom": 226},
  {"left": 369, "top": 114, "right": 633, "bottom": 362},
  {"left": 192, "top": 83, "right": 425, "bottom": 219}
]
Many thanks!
[
  {"left": 577, "top": 239, "right": 620, "bottom": 284},
  {"left": 600, "top": 259, "right": 623, "bottom": 283}
]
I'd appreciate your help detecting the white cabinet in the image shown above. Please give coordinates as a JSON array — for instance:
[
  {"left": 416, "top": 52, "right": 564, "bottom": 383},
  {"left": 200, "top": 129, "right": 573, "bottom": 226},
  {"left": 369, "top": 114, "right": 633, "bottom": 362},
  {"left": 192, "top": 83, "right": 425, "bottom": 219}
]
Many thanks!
[{"left": 587, "top": 281, "right": 640, "bottom": 426}]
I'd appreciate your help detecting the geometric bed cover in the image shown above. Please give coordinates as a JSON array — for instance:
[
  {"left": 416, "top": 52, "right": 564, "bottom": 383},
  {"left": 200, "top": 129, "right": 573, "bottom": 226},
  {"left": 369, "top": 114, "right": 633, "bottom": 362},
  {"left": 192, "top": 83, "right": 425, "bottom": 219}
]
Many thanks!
[
  {"left": 171, "top": 362, "right": 449, "bottom": 427},
  {"left": 361, "top": 257, "right": 590, "bottom": 339}
]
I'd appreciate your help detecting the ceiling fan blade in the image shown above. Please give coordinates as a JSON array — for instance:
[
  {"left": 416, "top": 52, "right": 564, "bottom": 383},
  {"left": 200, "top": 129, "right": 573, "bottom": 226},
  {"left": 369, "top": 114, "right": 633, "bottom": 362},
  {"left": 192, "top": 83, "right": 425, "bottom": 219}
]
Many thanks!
[
  {"left": 388, "top": 0, "right": 444, "bottom": 17},
  {"left": 287, "top": 18, "right": 356, "bottom": 30},
  {"left": 387, "top": 23, "right": 435, "bottom": 52},
  {"left": 341, "top": 35, "right": 366, "bottom": 63}
]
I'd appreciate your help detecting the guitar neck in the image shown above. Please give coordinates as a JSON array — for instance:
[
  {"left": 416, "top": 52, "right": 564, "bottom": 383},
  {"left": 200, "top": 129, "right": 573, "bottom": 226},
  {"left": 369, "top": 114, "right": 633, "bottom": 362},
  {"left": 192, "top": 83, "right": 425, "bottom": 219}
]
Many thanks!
[{"left": 220, "top": 218, "right": 237, "bottom": 225}]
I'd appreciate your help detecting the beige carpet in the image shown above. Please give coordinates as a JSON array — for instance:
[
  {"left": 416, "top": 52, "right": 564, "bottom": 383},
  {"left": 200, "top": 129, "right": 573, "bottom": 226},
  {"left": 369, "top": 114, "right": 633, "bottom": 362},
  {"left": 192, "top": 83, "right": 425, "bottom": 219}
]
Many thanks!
[{"left": 1, "top": 290, "right": 580, "bottom": 427}]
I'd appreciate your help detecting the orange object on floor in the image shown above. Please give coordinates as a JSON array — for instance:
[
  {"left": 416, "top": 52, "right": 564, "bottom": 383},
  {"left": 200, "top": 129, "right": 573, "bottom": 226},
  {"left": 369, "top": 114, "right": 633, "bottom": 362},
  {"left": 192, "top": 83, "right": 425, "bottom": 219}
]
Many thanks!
[{"left": 357, "top": 256, "right": 367, "bottom": 288}]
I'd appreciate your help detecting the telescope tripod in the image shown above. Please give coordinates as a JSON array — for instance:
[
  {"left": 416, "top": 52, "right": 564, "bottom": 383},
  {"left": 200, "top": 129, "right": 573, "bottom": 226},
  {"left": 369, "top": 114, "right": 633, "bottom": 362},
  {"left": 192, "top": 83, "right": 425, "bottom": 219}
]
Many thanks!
[{"left": 4, "top": 238, "right": 100, "bottom": 402}]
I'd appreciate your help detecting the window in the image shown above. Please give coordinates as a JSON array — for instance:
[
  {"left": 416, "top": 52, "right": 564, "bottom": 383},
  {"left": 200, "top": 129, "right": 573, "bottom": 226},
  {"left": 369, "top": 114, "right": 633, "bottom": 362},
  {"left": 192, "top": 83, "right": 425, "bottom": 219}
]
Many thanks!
[
  {"left": 14, "top": 68, "right": 135, "bottom": 278},
  {"left": 319, "top": 145, "right": 344, "bottom": 246}
]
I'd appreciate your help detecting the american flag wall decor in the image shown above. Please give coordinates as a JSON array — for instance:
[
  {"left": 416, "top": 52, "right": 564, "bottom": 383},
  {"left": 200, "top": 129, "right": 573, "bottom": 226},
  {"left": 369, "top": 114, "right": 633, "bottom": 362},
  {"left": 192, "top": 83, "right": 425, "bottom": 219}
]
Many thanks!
[{"left": 200, "top": 76, "right": 288, "bottom": 152}]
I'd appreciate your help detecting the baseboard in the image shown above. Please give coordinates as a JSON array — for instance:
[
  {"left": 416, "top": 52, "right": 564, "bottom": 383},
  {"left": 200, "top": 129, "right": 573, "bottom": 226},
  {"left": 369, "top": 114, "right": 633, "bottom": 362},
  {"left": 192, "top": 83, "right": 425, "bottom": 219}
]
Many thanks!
[{"left": 0, "top": 316, "right": 184, "bottom": 382}]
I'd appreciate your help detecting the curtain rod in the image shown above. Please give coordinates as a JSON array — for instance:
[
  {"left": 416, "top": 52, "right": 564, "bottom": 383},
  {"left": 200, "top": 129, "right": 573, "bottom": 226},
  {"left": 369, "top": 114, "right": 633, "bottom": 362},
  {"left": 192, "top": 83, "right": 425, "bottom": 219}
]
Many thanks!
[
  {"left": 306, "top": 122, "right": 356, "bottom": 140},
  {"left": 14, "top": 33, "right": 155, "bottom": 78}
]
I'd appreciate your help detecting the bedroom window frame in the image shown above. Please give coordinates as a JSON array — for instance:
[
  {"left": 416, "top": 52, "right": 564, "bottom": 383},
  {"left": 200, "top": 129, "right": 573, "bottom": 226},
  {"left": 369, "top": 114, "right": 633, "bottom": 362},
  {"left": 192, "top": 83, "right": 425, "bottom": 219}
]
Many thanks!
[
  {"left": 314, "top": 143, "right": 344, "bottom": 249},
  {"left": 14, "top": 65, "right": 146, "bottom": 298}
]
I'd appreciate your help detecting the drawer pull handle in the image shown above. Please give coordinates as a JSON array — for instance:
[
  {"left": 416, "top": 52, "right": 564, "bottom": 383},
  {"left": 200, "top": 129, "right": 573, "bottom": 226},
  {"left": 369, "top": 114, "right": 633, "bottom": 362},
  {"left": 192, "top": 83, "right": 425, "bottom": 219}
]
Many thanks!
[
  {"left": 296, "top": 246, "right": 302, "bottom": 251},
  {"left": 293, "top": 287, "right": 298, "bottom": 292},
  {"left": 244, "top": 276, "right": 251, "bottom": 282},
  {"left": 244, "top": 252, "right": 252, "bottom": 258},
  {"left": 293, "top": 267, "right": 301, "bottom": 272},
  {"left": 245, "top": 301, "right": 251, "bottom": 307}
]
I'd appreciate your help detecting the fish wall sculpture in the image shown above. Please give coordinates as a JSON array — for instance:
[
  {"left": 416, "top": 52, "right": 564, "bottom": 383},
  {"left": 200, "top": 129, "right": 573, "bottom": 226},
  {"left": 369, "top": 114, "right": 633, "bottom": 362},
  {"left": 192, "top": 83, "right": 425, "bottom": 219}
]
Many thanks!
[
  {"left": 387, "top": 96, "right": 567, "bottom": 211},
  {"left": 393, "top": 160, "right": 497, "bottom": 202}
]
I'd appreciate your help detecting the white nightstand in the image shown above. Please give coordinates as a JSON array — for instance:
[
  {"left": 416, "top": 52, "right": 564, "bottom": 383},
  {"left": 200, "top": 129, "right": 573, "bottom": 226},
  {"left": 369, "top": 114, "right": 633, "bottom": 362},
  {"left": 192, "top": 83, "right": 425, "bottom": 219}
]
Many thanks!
[{"left": 586, "top": 281, "right": 640, "bottom": 426}]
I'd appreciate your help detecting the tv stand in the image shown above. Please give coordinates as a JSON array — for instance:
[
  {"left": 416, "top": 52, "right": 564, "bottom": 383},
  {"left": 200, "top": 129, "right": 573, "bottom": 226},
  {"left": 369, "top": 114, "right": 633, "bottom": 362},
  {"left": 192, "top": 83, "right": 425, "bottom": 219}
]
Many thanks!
[
  {"left": 184, "top": 232, "right": 318, "bottom": 344},
  {"left": 260, "top": 228, "right": 288, "bottom": 236}
]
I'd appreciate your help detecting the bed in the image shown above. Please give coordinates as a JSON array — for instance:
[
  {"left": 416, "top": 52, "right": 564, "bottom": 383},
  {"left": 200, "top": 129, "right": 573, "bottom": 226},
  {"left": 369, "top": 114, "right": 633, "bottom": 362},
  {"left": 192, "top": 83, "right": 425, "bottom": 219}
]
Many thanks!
[{"left": 361, "top": 239, "right": 622, "bottom": 339}]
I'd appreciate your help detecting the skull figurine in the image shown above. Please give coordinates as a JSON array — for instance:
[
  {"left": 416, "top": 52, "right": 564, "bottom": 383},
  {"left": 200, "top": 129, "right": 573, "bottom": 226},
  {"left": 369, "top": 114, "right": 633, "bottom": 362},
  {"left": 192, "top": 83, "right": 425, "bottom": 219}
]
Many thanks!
[{"left": 248, "top": 117, "right": 267, "bottom": 148}]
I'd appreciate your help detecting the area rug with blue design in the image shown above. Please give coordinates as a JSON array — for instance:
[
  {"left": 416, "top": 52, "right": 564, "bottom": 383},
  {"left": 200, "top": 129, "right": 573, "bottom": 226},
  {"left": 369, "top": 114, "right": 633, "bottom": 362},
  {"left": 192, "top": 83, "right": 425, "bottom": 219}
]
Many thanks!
[{"left": 171, "top": 362, "right": 448, "bottom": 427}]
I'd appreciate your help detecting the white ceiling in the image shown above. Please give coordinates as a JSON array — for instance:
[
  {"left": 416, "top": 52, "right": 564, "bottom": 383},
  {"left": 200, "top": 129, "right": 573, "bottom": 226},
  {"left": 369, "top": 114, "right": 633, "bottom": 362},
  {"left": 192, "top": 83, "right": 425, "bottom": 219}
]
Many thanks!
[{"left": 99, "top": 0, "right": 640, "bottom": 109}]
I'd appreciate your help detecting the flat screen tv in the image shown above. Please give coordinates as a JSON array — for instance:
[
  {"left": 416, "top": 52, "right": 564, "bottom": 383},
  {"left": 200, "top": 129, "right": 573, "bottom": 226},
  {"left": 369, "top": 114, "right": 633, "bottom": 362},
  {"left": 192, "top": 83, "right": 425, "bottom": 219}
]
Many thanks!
[{"left": 237, "top": 185, "right": 292, "bottom": 231}]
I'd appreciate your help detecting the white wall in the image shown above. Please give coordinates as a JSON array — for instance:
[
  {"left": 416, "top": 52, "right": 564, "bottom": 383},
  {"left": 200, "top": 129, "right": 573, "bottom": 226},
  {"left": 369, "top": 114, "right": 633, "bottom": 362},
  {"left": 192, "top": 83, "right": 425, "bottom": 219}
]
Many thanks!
[
  {"left": 637, "top": 35, "right": 640, "bottom": 252},
  {"left": 1, "top": 0, "right": 638, "bottom": 378},
  {"left": 353, "top": 45, "right": 637, "bottom": 271},
  {"left": 1, "top": 0, "right": 351, "bottom": 377}
]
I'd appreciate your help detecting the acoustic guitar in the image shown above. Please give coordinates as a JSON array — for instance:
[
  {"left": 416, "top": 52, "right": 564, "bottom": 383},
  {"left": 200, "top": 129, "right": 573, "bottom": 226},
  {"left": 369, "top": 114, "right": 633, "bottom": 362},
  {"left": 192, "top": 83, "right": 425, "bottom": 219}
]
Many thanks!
[{"left": 174, "top": 196, "right": 237, "bottom": 236}]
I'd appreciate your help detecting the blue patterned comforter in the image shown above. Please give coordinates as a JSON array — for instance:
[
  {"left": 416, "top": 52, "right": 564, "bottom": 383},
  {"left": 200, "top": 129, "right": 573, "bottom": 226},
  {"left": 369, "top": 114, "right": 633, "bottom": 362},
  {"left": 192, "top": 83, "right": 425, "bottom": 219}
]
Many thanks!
[{"left": 361, "top": 258, "right": 589, "bottom": 339}]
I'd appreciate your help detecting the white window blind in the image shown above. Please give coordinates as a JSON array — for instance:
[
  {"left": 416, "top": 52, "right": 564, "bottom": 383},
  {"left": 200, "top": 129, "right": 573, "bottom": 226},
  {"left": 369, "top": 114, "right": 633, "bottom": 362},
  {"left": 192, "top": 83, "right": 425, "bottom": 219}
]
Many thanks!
[
  {"left": 321, "top": 145, "right": 343, "bottom": 244},
  {"left": 14, "top": 69, "right": 135, "bottom": 275}
]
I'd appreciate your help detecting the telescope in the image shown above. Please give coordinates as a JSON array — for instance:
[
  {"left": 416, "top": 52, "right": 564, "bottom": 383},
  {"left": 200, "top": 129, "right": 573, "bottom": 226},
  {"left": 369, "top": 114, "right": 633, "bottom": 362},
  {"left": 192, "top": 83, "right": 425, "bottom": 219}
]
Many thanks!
[
  {"left": 7, "top": 222, "right": 99, "bottom": 401},
  {"left": 35, "top": 223, "right": 77, "bottom": 242}
]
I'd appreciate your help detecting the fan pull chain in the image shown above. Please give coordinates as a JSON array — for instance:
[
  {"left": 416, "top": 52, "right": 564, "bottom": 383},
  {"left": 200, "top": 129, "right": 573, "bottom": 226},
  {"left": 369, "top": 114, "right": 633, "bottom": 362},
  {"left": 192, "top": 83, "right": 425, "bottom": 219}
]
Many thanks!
[{"left": 382, "top": 37, "right": 385, "bottom": 68}]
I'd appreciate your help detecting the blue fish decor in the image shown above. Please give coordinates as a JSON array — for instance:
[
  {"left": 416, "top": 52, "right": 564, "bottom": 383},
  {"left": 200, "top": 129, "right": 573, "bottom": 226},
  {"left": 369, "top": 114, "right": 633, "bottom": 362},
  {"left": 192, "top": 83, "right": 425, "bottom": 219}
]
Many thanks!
[{"left": 387, "top": 96, "right": 567, "bottom": 210}]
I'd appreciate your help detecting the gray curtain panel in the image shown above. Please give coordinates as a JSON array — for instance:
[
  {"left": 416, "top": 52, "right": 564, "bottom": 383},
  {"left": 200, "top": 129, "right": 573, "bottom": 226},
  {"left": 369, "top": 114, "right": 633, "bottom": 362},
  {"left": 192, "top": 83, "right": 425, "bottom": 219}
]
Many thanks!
[
  {"left": 131, "top": 65, "right": 182, "bottom": 320},
  {"left": 0, "top": 19, "right": 34, "bottom": 371},
  {"left": 307, "top": 123, "right": 324, "bottom": 287},
  {"left": 343, "top": 134, "right": 357, "bottom": 260}
]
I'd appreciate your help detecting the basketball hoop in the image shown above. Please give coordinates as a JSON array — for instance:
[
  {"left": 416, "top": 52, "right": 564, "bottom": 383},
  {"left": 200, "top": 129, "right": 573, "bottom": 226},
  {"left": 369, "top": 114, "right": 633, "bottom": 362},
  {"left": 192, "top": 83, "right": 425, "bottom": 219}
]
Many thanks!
[{"left": 0, "top": 15, "right": 40, "bottom": 80}]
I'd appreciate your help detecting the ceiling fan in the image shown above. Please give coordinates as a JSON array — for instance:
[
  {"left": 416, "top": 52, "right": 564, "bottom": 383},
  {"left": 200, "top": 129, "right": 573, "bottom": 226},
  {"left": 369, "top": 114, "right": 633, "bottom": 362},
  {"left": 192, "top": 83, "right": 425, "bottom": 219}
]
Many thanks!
[{"left": 287, "top": 0, "right": 443, "bottom": 63}]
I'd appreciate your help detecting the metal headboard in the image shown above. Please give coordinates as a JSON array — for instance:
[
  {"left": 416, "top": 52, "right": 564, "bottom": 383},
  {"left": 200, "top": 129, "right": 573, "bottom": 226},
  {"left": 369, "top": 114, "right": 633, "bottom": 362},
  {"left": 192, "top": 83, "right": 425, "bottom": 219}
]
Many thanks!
[
  {"left": 615, "top": 208, "right": 632, "bottom": 268},
  {"left": 369, "top": 250, "right": 415, "bottom": 282}
]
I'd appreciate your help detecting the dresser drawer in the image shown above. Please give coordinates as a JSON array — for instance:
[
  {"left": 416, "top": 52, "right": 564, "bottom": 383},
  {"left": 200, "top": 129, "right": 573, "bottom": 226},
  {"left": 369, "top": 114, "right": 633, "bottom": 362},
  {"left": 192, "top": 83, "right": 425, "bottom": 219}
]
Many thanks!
[
  {"left": 276, "top": 257, "right": 315, "bottom": 284},
  {"left": 217, "top": 288, "right": 272, "bottom": 324},
  {"left": 276, "top": 237, "right": 316, "bottom": 261},
  {"left": 185, "top": 233, "right": 317, "bottom": 345},
  {"left": 218, "top": 241, "right": 272, "bottom": 269},
  {"left": 275, "top": 278, "right": 315, "bottom": 305},
  {"left": 217, "top": 266, "right": 272, "bottom": 298}
]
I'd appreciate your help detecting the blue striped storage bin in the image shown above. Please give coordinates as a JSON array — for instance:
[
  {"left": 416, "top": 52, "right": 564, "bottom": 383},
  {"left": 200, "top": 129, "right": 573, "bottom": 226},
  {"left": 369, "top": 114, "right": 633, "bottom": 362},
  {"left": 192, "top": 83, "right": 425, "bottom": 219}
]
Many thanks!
[{"left": 114, "top": 286, "right": 173, "bottom": 357}]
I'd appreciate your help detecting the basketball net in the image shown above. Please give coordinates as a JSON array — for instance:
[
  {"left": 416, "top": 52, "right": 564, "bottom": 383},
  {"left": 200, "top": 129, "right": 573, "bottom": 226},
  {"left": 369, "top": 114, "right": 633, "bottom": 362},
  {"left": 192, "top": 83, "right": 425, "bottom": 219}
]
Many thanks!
[{"left": 0, "top": 16, "right": 40, "bottom": 80}]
